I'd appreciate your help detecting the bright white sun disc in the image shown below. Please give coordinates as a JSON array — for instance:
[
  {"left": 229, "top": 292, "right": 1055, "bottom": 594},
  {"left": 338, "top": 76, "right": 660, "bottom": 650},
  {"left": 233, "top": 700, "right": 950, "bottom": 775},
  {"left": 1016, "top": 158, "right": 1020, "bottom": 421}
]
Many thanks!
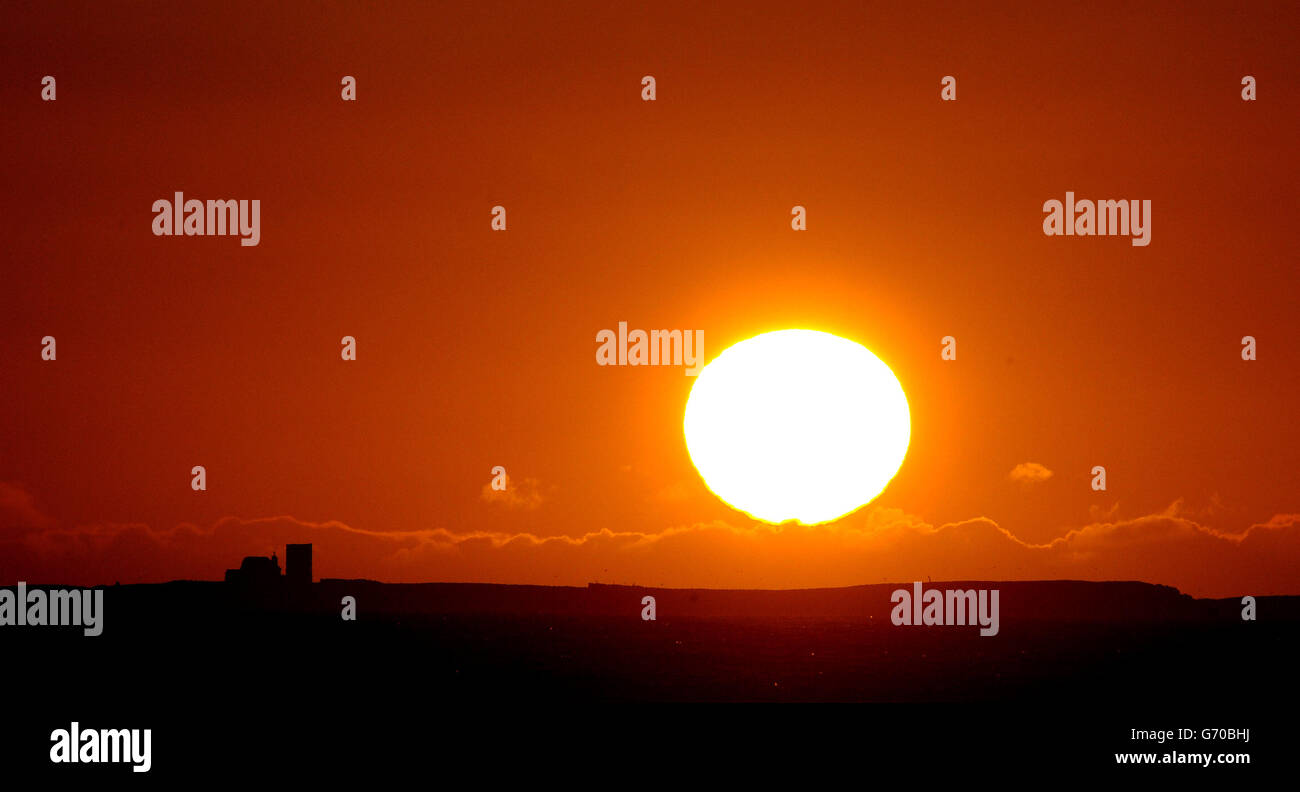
[{"left": 683, "top": 329, "right": 910, "bottom": 525}]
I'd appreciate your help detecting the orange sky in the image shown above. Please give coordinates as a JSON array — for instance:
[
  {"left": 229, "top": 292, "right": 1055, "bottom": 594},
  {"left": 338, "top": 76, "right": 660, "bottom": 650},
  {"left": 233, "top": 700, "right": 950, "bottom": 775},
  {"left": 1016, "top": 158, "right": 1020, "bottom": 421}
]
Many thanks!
[{"left": 2, "top": 1, "right": 1297, "bottom": 596}]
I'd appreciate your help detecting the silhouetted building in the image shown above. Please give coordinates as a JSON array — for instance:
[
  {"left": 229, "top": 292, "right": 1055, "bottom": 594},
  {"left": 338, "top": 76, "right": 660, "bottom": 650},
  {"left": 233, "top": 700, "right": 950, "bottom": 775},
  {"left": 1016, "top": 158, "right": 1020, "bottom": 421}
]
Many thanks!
[
  {"left": 224, "top": 553, "right": 282, "bottom": 585},
  {"left": 286, "top": 543, "right": 312, "bottom": 586}
]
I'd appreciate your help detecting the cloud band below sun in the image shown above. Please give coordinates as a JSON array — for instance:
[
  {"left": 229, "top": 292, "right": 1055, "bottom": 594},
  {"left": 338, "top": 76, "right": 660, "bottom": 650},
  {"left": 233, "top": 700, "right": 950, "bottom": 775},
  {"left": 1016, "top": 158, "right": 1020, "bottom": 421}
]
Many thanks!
[{"left": 1, "top": 483, "right": 1295, "bottom": 598}]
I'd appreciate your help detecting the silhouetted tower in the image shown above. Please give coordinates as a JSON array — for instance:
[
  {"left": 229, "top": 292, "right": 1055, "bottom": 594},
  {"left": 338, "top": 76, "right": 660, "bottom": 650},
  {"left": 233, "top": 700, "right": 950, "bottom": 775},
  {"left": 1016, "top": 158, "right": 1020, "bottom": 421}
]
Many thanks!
[{"left": 286, "top": 543, "right": 312, "bottom": 586}]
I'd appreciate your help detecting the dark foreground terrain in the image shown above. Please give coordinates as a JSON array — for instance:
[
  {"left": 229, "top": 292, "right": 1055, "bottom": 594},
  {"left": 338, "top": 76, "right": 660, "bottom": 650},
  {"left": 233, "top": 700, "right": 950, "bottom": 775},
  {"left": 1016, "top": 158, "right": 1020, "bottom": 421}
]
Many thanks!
[{"left": 2, "top": 579, "right": 1294, "bottom": 779}]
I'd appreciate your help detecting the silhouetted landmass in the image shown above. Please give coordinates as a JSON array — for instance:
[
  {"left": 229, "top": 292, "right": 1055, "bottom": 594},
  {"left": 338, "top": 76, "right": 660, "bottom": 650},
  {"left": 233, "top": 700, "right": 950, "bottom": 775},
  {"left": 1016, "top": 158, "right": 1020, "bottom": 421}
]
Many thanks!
[
  {"left": 4, "top": 575, "right": 1295, "bottom": 782},
  {"left": 2, "top": 577, "right": 1289, "bottom": 780},
  {"left": 305, "top": 578, "right": 1300, "bottom": 622},
  {"left": 16, "top": 577, "right": 1291, "bottom": 623},
  {"left": 3, "top": 578, "right": 1295, "bottom": 708}
]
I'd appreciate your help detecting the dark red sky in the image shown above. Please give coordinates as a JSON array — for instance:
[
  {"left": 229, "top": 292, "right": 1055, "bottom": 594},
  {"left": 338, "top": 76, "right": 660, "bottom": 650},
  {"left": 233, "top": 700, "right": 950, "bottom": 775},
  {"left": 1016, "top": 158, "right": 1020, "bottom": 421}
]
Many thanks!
[{"left": 1, "top": 1, "right": 1297, "bottom": 595}]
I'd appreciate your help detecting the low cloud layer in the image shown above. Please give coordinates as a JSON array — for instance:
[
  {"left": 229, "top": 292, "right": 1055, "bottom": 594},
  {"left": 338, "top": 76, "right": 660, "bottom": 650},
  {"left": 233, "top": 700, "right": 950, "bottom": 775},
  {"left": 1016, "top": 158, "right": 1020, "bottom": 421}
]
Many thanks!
[{"left": 1, "top": 482, "right": 1295, "bottom": 597}]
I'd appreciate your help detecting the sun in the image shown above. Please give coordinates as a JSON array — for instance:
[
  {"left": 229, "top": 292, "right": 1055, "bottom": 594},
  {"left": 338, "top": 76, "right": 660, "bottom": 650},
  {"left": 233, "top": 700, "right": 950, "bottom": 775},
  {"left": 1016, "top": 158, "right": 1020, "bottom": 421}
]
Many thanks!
[{"left": 683, "top": 329, "right": 911, "bottom": 525}]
